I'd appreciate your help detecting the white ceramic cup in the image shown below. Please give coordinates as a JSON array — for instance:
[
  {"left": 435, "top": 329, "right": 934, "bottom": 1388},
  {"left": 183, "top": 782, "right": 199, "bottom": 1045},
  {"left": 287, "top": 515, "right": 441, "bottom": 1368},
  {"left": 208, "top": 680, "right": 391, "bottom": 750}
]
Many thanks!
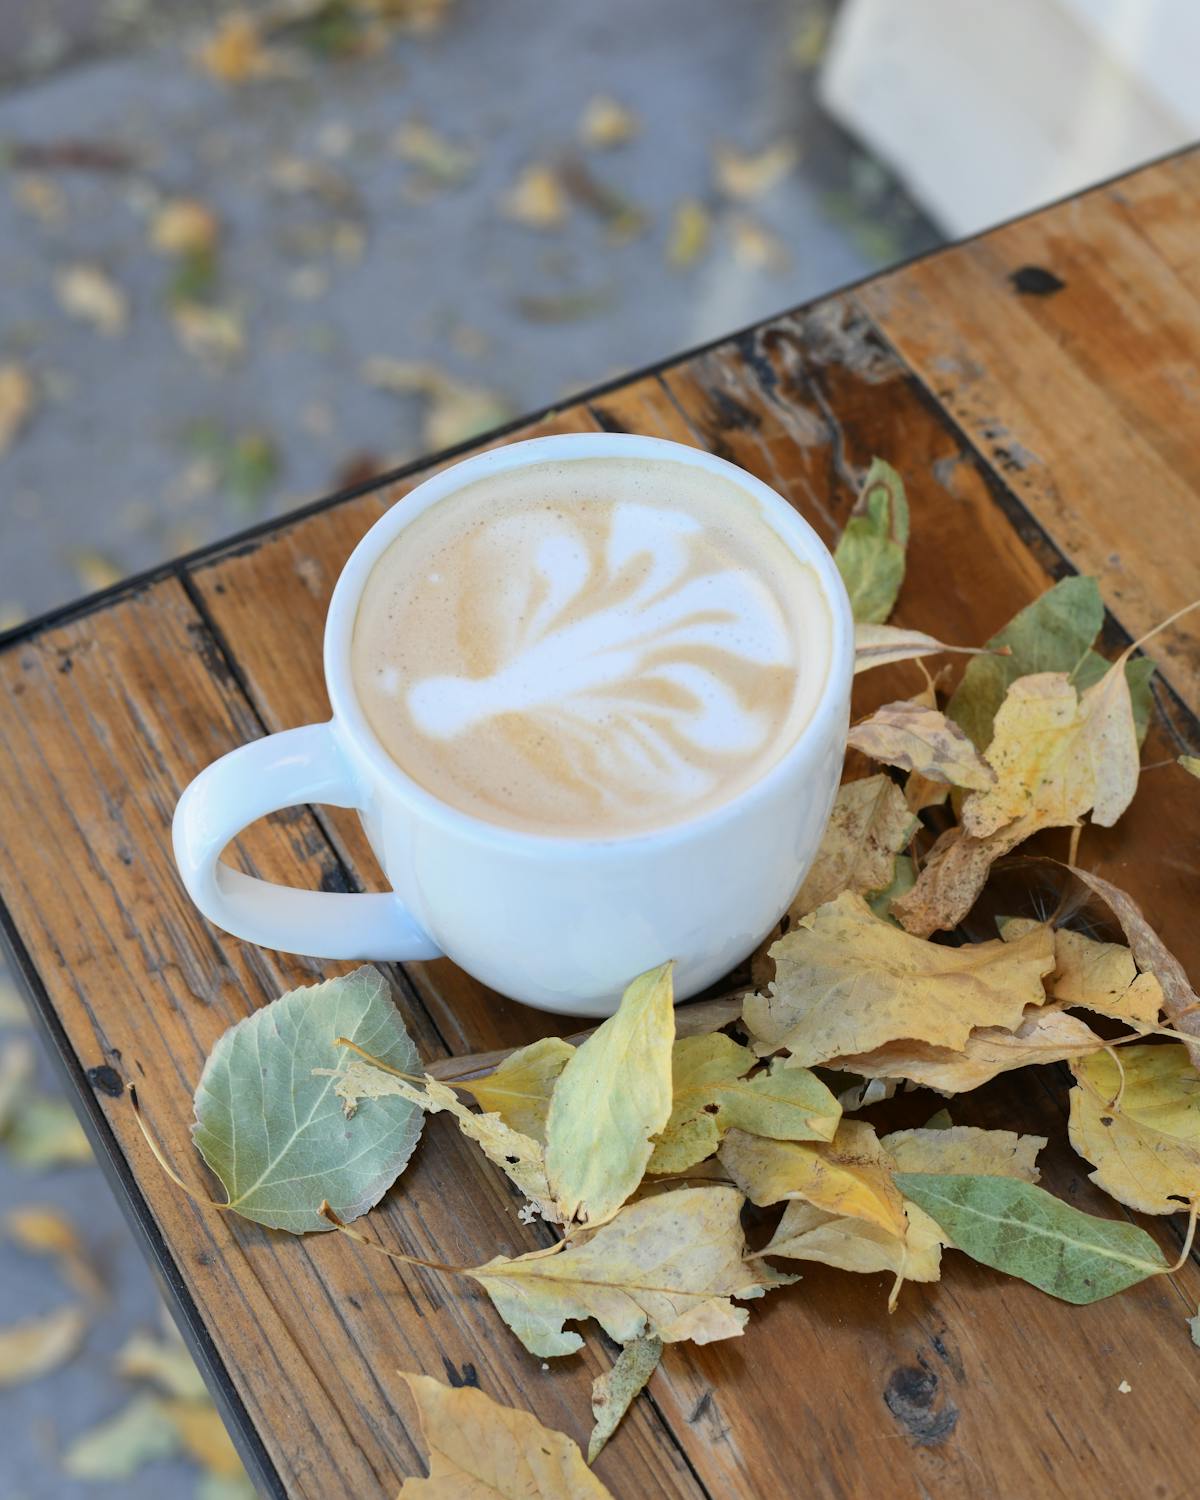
[{"left": 173, "top": 433, "right": 853, "bottom": 1017}]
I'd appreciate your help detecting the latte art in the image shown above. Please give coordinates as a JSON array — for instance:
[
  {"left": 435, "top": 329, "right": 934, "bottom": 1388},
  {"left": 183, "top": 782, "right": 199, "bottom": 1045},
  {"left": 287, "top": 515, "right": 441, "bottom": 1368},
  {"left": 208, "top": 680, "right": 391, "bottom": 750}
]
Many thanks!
[{"left": 352, "top": 457, "right": 831, "bottom": 835}]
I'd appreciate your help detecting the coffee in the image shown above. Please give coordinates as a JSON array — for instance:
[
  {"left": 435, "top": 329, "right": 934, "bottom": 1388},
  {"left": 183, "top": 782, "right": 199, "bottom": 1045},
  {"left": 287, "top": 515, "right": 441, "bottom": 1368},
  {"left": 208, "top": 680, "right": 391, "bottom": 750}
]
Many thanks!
[{"left": 352, "top": 455, "right": 831, "bottom": 836}]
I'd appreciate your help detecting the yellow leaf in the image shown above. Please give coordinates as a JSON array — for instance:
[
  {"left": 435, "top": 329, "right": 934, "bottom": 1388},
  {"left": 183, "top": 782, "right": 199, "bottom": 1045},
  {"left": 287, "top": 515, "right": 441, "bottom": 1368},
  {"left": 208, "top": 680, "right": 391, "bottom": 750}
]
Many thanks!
[
  {"left": 470, "top": 1186, "right": 783, "bottom": 1357},
  {"left": 890, "top": 814, "right": 1041, "bottom": 937},
  {"left": 195, "top": 12, "right": 284, "bottom": 84},
  {"left": 744, "top": 891, "right": 1053, "bottom": 1066},
  {"left": 757, "top": 1198, "right": 943, "bottom": 1285},
  {"left": 579, "top": 95, "right": 639, "bottom": 149},
  {"left": 1181, "top": 755, "right": 1200, "bottom": 780},
  {"left": 56, "top": 264, "right": 128, "bottom": 336},
  {"left": 465, "top": 1036, "right": 573, "bottom": 1143},
  {"left": 788, "top": 774, "right": 918, "bottom": 920},
  {"left": 545, "top": 963, "right": 675, "bottom": 1225},
  {"left": 1000, "top": 918, "right": 1163, "bottom": 1025},
  {"left": 397, "top": 1371, "right": 613, "bottom": 1498},
  {"left": 964, "top": 666, "right": 1139, "bottom": 838},
  {"left": 666, "top": 198, "right": 710, "bottom": 268},
  {"left": 150, "top": 198, "right": 220, "bottom": 257},
  {"left": 714, "top": 140, "right": 797, "bottom": 199},
  {"left": 847, "top": 701, "right": 995, "bottom": 790},
  {"left": 332, "top": 1061, "right": 561, "bottom": 1222},
  {"left": 730, "top": 215, "right": 789, "bottom": 272},
  {"left": 647, "top": 1035, "right": 839, "bottom": 1174},
  {"left": 828, "top": 1004, "right": 1106, "bottom": 1093},
  {"left": 881, "top": 1125, "right": 1045, "bottom": 1180},
  {"left": 0, "top": 1305, "right": 86, "bottom": 1387},
  {"left": 502, "top": 164, "right": 568, "bottom": 229},
  {"left": 115, "top": 1331, "right": 207, "bottom": 1400},
  {"left": 1069, "top": 1045, "right": 1200, "bottom": 1214},
  {"left": 721, "top": 1119, "right": 907, "bottom": 1235},
  {"left": 0, "top": 363, "right": 36, "bottom": 456},
  {"left": 361, "top": 358, "right": 511, "bottom": 451},
  {"left": 392, "top": 122, "right": 476, "bottom": 186},
  {"left": 5, "top": 1205, "right": 105, "bottom": 1300},
  {"left": 172, "top": 303, "right": 245, "bottom": 364},
  {"left": 163, "top": 1399, "right": 244, "bottom": 1478},
  {"left": 588, "top": 1335, "right": 661, "bottom": 1462}
]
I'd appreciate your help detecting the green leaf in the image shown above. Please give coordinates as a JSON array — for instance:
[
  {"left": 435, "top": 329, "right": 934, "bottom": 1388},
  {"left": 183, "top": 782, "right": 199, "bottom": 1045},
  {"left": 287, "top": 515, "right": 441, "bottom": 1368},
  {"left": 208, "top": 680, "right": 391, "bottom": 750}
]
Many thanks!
[
  {"left": 947, "top": 576, "right": 1154, "bottom": 747},
  {"left": 63, "top": 1394, "right": 180, "bottom": 1479},
  {"left": 544, "top": 963, "right": 675, "bottom": 1224},
  {"left": 866, "top": 853, "right": 915, "bottom": 923},
  {"left": 588, "top": 1335, "right": 663, "bottom": 1463},
  {"left": 192, "top": 966, "right": 422, "bottom": 1232},
  {"left": 834, "top": 458, "right": 910, "bottom": 623},
  {"left": 5, "top": 1095, "right": 92, "bottom": 1167},
  {"left": 895, "top": 1173, "right": 1168, "bottom": 1304}
]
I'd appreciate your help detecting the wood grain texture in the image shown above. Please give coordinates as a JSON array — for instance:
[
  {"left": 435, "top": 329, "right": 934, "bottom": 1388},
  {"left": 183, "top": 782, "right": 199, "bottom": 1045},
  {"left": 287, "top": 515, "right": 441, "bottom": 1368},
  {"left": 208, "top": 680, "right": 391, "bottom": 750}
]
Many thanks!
[
  {"left": 860, "top": 148, "right": 1200, "bottom": 716},
  {"left": 3, "top": 152, "right": 1200, "bottom": 1500}
]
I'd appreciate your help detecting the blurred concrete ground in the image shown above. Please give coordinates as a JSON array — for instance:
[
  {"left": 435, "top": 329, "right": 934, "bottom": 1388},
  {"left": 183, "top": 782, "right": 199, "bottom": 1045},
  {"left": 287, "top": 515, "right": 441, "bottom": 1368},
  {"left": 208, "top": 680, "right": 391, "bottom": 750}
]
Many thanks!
[{"left": 0, "top": 1, "right": 937, "bottom": 1494}]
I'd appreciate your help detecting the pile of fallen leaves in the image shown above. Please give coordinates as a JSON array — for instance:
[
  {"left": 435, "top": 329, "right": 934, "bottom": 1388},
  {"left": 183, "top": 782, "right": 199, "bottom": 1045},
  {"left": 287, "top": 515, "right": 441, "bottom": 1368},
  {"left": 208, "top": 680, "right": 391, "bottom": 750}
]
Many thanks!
[{"left": 137, "top": 459, "right": 1200, "bottom": 1493}]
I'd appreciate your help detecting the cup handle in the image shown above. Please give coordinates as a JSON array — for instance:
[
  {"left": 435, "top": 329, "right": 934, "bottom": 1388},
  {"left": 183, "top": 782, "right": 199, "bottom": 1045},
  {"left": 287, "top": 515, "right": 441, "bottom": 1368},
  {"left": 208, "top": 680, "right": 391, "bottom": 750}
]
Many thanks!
[{"left": 172, "top": 722, "right": 442, "bottom": 961}]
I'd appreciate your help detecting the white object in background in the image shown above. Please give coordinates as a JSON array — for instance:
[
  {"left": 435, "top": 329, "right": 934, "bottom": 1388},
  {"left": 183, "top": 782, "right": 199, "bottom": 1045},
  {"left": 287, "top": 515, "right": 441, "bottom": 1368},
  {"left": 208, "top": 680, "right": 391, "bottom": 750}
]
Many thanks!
[
  {"left": 819, "top": 0, "right": 1200, "bottom": 238},
  {"left": 173, "top": 433, "right": 854, "bottom": 1018}
]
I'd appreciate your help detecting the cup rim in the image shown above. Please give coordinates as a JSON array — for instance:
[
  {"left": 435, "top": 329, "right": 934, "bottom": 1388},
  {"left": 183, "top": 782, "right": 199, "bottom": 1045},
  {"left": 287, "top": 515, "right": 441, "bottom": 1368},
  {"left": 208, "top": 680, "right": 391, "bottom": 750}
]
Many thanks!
[{"left": 324, "top": 432, "right": 854, "bottom": 854}]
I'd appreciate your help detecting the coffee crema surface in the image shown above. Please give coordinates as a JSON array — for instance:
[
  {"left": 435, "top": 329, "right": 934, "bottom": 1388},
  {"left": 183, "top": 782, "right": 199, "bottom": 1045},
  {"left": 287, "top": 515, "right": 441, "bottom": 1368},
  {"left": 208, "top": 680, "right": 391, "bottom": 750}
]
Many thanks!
[{"left": 352, "top": 457, "right": 831, "bottom": 836}]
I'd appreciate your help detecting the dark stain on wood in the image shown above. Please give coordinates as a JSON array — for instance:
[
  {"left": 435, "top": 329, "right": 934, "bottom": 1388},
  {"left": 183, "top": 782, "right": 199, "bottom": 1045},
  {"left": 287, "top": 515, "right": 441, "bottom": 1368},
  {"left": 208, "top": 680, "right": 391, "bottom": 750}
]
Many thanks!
[
  {"left": 1009, "top": 265, "right": 1066, "bottom": 296},
  {"left": 86, "top": 1063, "right": 124, "bottom": 1097},
  {"left": 441, "top": 1359, "right": 480, "bottom": 1389},
  {"left": 884, "top": 1366, "right": 960, "bottom": 1446}
]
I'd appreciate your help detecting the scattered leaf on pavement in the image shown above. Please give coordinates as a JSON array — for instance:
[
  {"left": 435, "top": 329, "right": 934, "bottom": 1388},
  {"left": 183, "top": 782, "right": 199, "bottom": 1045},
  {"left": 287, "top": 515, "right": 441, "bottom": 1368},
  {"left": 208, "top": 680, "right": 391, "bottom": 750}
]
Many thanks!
[
  {"left": 5, "top": 1205, "right": 105, "bottom": 1299},
  {"left": 502, "top": 164, "right": 568, "bottom": 229},
  {"left": 714, "top": 140, "right": 797, "bottom": 199},
  {"left": 397, "top": 1371, "right": 614, "bottom": 1498},
  {"left": 63, "top": 1393, "right": 179, "bottom": 1479},
  {"left": 362, "top": 358, "right": 512, "bottom": 451},
  {"left": 150, "top": 198, "right": 220, "bottom": 257},
  {"left": 579, "top": 96, "right": 639, "bottom": 149},
  {"left": 55, "top": 264, "right": 128, "bottom": 336},
  {"left": 0, "top": 1305, "right": 87, "bottom": 1388},
  {"left": 393, "top": 121, "right": 476, "bottom": 187},
  {"left": 0, "top": 363, "right": 36, "bottom": 456},
  {"left": 116, "top": 1330, "right": 208, "bottom": 1400},
  {"left": 667, "top": 199, "right": 710, "bottom": 268},
  {"left": 729, "top": 215, "right": 789, "bottom": 272}
]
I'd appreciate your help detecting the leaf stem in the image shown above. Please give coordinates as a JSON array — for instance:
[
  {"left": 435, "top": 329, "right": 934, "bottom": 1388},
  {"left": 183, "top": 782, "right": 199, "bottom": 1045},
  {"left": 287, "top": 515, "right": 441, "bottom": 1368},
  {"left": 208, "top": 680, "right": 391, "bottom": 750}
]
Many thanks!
[
  {"left": 127, "top": 1085, "right": 231, "bottom": 1214},
  {"left": 1165, "top": 1202, "right": 1198, "bottom": 1275},
  {"left": 319, "top": 1203, "right": 468, "bottom": 1275}
]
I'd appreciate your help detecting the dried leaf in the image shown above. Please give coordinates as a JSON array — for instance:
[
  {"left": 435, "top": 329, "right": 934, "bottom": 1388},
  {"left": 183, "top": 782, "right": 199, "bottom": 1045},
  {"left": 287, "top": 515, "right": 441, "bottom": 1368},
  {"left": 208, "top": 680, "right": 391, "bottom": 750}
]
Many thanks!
[
  {"left": 646, "top": 1035, "right": 839, "bottom": 1174},
  {"left": 56, "top": 264, "right": 127, "bottom": 335},
  {"left": 397, "top": 1371, "right": 613, "bottom": 1498},
  {"left": 834, "top": 459, "right": 909, "bottom": 624},
  {"left": 150, "top": 198, "right": 220, "bottom": 257},
  {"left": 1189, "top": 1308, "right": 1200, "bottom": 1347},
  {"left": 464, "top": 1036, "right": 573, "bottom": 1143},
  {"left": 721, "top": 1119, "right": 906, "bottom": 1233},
  {"left": 830, "top": 1004, "right": 1106, "bottom": 1094},
  {"left": 5, "top": 1094, "right": 93, "bottom": 1166},
  {"left": 63, "top": 1393, "right": 179, "bottom": 1477},
  {"left": 579, "top": 95, "right": 639, "bottom": 149},
  {"left": 890, "top": 814, "right": 1040, "bottom": 938},
  {"left": 392, "top": 122, "right": 476, "bottom": 186},
  {"left": 853, "top": 623, "right": 992, "bottom": 674},
  {"left": 192, "top": 966, "right": 423, "bottom": 1232},
  {"left": 471, "top": 1186, "right": 783, "bottom": 1357},
  {"left": 164, "top": 1398, "right": 244, "bottom": 1478},
  {"left": 848, "top": 701, "right": 994, "bottom": 789},
  {"left": 1069, "top": 1045, "right": 1200, "bottom": 1214},
  {"left": 172, "top": 303, "right": 245, "bottom": 363},
  {"left": 1066, "top": 865, "right": 1200, "bottom": 1059},
  {"left": 0, "top": 1305, "right": 86, "bottom": 1387},
  {"left": 333, "top": 1061, "right": 559, "bottom": 1221},
  {"left": 115, "top": 1331, "right": 208, "bottom": 1400},
  {"left": 947, "top": 576, "right": 1154, "bottom": 749},
  {"left": 0, "top": 363, "right": 36, "bottom": 456},
  {"left": 5, "top": 1205, "right": 104, "bottom": 1299},
  {"left": 729, "top": 215, "right": 789, "bottom": 272},
  {"left": 866, "top": 853, "right": 915, "bottom": 923},
  {"left": 882, "top": 1125, "right": 1045, "bottom": 1181},
  {"left": 895, "top": 1174, "right": 1168, "bottom": 1303},
  {"left": 1181, "top": 755, "right": 1200, "bottom": 780},
  {"left": 559, "top": 158, "right": 646, "bottom": 242},
  {"left": 502, "top": 164, "right": 568, "bottom": 229},
  {"left": 0, "top": 1040, "right": 36, "bottom": 1134},
  {"left": 757, "top": 1197, "right": 943, "bottom": 1285},
  {"left": 963, "top": 668, "right": 1138, "bottom": 837},
  {"left": 788, "top": 774, "right": 918, "bottom": 920},
  {"left": 546, "top": 963, "right": 675, "bottom": 1224},
  {"left": 999, "top": 918, "right": 1163, "bottom": 1025},
  {"left": 714, "top": 140, "right": 797, "bottom": 200},
  {"left": 666, "top": 198, "right": 710, "bottom": 268},
  {"left": 362, "top": 358, "right": 512, "bottom": 451},
  {"left": 196, "top": 12, "right": 285, "bottom": 84},
  {"left": 588, "top": 1335, "right": 661, "bottom": 1462},
  {"left": 743, "top": 891, "right": 1053, "bottom": 1065}
]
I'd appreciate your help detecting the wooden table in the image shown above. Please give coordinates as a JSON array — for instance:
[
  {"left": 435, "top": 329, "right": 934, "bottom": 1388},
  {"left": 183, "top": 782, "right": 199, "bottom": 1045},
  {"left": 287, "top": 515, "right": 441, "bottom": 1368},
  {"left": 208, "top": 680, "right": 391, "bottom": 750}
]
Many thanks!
[{"left": 4, "top": 149, "right": 1200, "bottom": 1499}]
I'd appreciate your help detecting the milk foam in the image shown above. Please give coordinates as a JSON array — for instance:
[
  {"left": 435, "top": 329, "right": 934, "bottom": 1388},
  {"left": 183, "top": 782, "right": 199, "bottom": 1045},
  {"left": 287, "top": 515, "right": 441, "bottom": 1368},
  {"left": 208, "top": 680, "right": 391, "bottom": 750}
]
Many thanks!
[{"left": 352, "top": 457, "right": 831, "bottom": 836}]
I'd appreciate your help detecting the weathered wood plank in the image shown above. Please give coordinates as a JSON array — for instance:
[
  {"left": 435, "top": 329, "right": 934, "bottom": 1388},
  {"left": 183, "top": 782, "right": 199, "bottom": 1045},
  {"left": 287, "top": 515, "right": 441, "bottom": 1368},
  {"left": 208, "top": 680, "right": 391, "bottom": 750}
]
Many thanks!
[
  {"left": 0, "top": 583, "right": 702, "bottom": 1500},
  {"left": 859, "top": 148, "right": 1200, "bottom": 716},
  {"left": 185, "top": 301, "right": 1200, "bottom": 1498}
]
